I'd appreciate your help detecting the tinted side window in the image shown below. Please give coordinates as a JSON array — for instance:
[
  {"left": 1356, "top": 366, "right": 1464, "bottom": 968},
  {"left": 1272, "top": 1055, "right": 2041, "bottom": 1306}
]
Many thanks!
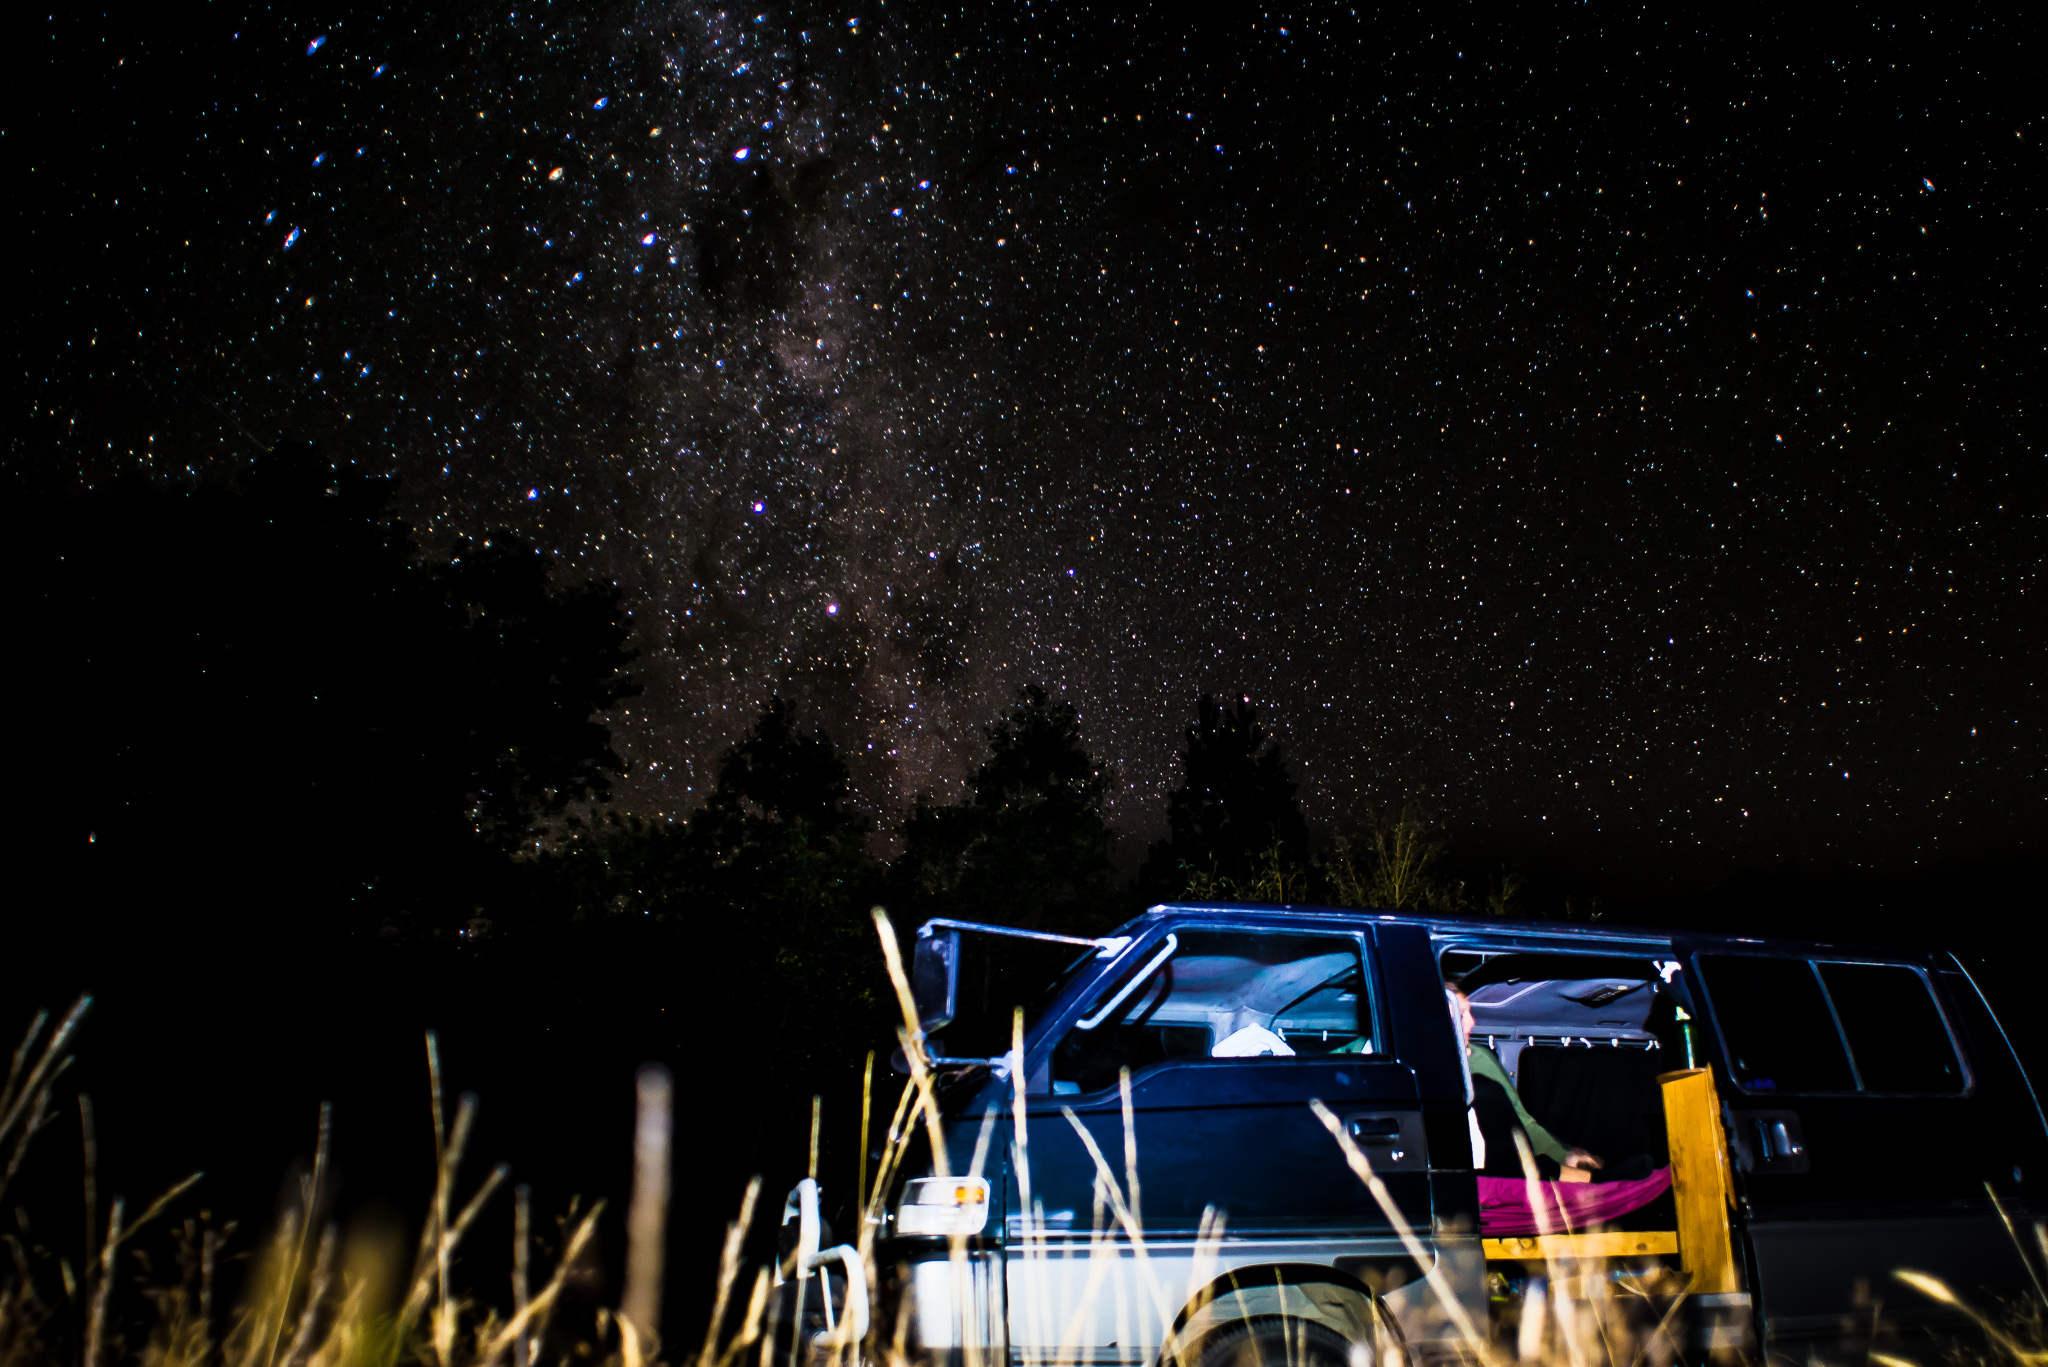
[
  {"left": 1697, "top": 956, "right": 1855, "bottom": 1093},
  {"left": 1051, "top": 931, "right": 1368, "bottom": 1095},
  {"left": 1820, "top": 962, "right": 1965, "bottom": 1093}
]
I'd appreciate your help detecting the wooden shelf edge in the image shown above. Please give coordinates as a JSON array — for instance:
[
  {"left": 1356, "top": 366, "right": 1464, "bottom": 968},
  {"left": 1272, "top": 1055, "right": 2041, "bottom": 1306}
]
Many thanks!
[{"left": 1482, "top": 1230, "right": 1681, "bottom": 1261}]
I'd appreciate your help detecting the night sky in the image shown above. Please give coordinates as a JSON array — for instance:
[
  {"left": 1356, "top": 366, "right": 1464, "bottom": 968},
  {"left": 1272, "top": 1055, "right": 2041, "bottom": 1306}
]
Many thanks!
[{"left": 19, "top": 2, "right": 2045, "bottom": 892}]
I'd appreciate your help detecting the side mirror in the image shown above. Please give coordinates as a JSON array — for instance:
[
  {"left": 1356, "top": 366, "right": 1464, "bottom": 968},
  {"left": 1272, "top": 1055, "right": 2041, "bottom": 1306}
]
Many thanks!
[{"left": 911, "top": 926, "right": 959, "bottom": 1034}]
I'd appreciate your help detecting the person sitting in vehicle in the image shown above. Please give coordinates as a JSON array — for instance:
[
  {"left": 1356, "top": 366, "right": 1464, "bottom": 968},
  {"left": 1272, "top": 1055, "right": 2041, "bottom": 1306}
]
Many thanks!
[{"left": 1447, "top": 981, "right": 1604, "bottom": 1180}]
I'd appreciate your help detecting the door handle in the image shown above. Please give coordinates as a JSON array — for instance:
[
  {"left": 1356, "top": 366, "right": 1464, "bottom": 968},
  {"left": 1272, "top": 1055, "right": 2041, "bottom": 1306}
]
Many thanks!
[
  {"left": 1339, "top": 1113, "right": 1420, "bottom": 1169},
  {"left": 1733, "top": 1109, "right": 1810, "bottom": 1174}
]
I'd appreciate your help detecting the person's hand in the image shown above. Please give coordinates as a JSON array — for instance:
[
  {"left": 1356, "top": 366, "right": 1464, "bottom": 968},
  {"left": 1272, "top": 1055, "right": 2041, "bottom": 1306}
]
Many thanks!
[{"left": 1565, "top": 1149, "right": 1604, "bottom": 1170}]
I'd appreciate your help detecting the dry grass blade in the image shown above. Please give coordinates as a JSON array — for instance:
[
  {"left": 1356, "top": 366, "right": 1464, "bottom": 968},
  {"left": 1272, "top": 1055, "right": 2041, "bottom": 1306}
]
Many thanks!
[
  {"left": 262, "top": 1104, "right": 331, "bottom": 1367},
  {"left": 1007, "top": 1010, "right": 1044, "bottom": 1367},
  {"left": 1119, "top": 1070, "right": 1140, "bottom": 1233},
  {"left": 83, "top": 1196, "right": 124, "bottom": 1367},
  {"left": 1308, "top": 1098, "right": 1490, "bottom": 1359},
  {"left": 1056, "top": 1106, "right": 1174, "bottom": 1336},
  {"left": 623, "top": 1065, "right": 674, "bottom": 1354},
  {"left": 427, "top": 1032, "right": 447, "bottom": 1171},
  {"left": 124, "top": 1172, "right": 205, "bottom": 1248},
  {"left": 202, "top": 1225, "right": 220, "bottom": 1354},
  {"left": 858, "top": 1053, "right": 874, "bottom": 1221},
  {"left": 1896, "top": 1271, "right": 1958, "bottom": 1307},
  {"left": 940, "top": 1105, "right": 1003, "bottom": 1367},
  {"left": 398, "top": 1094, "right": 476, "bottom": 1336},
  {"left": 77, "top": 1167, "right": 203, "bottom": 1367},
  {"left": 279, "top": 1223, "right": 337, "bottom": 1367},
  {"left": 618, "top": 1308, "right": 649, "bottom": 1367},
  {"left": 1989, "top": 1182, "right": 2048, "bottom": 1305},
  {"left": 1894, "top": 1269, "right": 2048, "bottom": 1362},
  {"left": 448, "top": 1166, "right": 512, "bottom": 1250},
  {"left": 859, "top": 1073, "right": 918, "bottom": 1243},
  {"left": 0, "top": 1082, "right": 58, "bottom": 1216},
  {"left": 0, "top": 1009, "right": 50, "bottom": 1117},
  {"left": 395, "top": 1067, "right": 508, "bottom": 1365},
  {"left": 871, "top": 907, "right": 950, "bottom": 1178},
  {"left": 0, "top": 997, "right": 89, "bottom": 1211},
  {"left": 478, "top": 1203, "right": 604, "bottom": 1365},
  {"left": 696, "top": 1178, "right": 763, "bottom": 1367},
  {"left": 513, "top": 1184, "right": 532, "bottom": 1367},
  {"left": 712, "top": 1268, "right": 771, "bottom": 1367},
  {"left": 0, "top": 996, "right": 89, "bottom": 1145},
  {"left": 82, "top": 1094, "right": 99, "bottom": 1275}
]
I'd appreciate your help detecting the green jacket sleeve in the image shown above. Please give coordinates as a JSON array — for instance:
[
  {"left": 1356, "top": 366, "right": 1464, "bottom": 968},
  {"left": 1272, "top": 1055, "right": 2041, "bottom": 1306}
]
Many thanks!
[{"left": 1468, "top": 1044, "right": 1575, "bottom": 1165}]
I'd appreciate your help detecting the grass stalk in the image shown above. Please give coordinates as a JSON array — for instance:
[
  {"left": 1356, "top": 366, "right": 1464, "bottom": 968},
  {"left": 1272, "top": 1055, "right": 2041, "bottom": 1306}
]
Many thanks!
[
  {"left": 0, "top": 996, "right": 89, "bottom": 1151},
  {"left": 260, "top": 1103, "right": 330, "bottom": 1367},
  {"left": 808, "top": 1097, "right": 821, "bottom": 1184},
  {"left": 1055, "top": 1104, "right": 1173, "bottom": 1336},
  {"left": 622, "top": 1064, "right": 674, "bottom": 1355},
  {"left": 514, "top": 1184, "right": 532, "bottom": 1367},
  {"left": 1989, "top": 1182, "right": 2048, "bottom": 1306},
  {"left": 858, "top": 1054, "right": 874, "bottom": 1222},
  {"left": 871, "top": 909, "right": 949, "bottom": 1178},
  {"left": 84, "top": 1196, "right": 124, "bottom": 1367},
  {"left": 695, "top": 1178, "right": 762, "bottom": 1367},
  {"left": 0, "top": 997, "right": 89, "bottom": 1213},
  {"left": 478, "top": 1204, "right": 604, "bottom": 1365},
  {"left": 1308, "top": 1098, "right": 1489, "bottom": 1359},
  {"left": 280, "top": 1223, "right": 337, "bottom": 1367},
  {"left": 712, "top": 1267, "right": 772, "bottom": 1367},
  {"left": 81, "top": 1094, "right": 98, "bottom": 1286}
]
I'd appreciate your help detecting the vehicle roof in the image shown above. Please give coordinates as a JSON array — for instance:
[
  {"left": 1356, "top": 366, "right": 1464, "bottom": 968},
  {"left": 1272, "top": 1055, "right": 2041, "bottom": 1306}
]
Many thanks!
[{"left": 1126, "top": 901, "right": 1956, "bottom": 968}]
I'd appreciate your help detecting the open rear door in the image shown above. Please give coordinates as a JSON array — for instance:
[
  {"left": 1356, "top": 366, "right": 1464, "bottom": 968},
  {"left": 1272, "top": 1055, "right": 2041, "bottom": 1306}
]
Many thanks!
[{"left": 1677, "top": 940, "right": 2035, "bottom": 1347}]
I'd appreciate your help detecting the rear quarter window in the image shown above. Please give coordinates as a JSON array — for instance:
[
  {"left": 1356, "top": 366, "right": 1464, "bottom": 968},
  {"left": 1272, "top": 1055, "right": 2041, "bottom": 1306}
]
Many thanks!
[
  {"left": 1818, "top": 961, "right": 1966, "bottom": 1093},
  {"left": 1698, "top": 954, "right": 1967, "bottom": 1096},
  {"left": 1697, "top": 955, "right": 1855, "bottom": 1093}
]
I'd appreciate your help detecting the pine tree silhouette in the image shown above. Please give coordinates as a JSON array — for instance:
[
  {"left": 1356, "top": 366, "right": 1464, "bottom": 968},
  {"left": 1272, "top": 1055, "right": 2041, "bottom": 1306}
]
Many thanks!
[
  {"left": 896, "top": 684, "right": 1119, "bottom": 938},
  {"left": 1138, "top": 693, "right": 1309, "bottom": 900}
]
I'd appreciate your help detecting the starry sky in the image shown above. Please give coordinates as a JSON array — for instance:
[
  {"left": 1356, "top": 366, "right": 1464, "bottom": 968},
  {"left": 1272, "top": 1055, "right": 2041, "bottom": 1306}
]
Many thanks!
[{"left": 17, "top": 1, "right": 2045, "bottom": 891}]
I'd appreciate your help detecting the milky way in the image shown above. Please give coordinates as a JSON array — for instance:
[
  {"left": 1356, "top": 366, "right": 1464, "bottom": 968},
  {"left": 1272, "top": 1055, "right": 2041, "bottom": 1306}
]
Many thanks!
[{"left": 20, "top": 3, "right": 2045, "bottom": 888}]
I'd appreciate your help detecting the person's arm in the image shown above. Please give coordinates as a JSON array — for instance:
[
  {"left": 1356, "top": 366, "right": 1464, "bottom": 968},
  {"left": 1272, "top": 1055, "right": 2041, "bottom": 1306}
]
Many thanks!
[{"left": 1467, "top": 1045, "right": 1576, "bottom": 1166}]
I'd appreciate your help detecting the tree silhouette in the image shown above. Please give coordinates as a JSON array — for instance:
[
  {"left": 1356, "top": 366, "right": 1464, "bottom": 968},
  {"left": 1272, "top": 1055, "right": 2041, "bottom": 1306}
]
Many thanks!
[
  {"left": 1138, "top": 693, "right": 1310, "bottom": 901},
  {"left": 542, "top": 696, "right": 883, "bottom": 1074},
  {"left": 897, "top": 685, "right": 1119, "bottom": 938},
  {"left": 432, "top": 536, "right": 642, "bottom": 851},
  {"left": 689, "top": 697, "right": 873, "bottom": 928},
  {"left": 11, "top": 445, "right": 638, "bottom": 939}
]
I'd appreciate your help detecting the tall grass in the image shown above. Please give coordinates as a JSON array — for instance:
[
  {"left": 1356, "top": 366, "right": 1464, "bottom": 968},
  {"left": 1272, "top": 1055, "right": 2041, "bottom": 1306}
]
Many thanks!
[{"left": 4, "top": 928, "right": 2041, "bottom": 1367}]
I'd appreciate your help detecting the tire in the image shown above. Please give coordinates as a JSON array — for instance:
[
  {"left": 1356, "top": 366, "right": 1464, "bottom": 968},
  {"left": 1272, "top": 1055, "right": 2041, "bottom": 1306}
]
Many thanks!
[{"left": 1194, "top": 1315, "right": 1361, "bottom": 1367}]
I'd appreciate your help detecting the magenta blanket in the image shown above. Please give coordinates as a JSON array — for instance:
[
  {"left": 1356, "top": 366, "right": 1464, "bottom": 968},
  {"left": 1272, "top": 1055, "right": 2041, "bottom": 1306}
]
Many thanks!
[{"left": 1477, "top": 1168, "right": 1673, "bottom": 1237}]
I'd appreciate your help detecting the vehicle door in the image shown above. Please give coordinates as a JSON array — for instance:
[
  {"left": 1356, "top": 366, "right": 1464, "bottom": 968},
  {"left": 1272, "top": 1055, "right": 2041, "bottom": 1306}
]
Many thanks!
[
  {"left": 1007, "top": 923, "right": 1433, "bottom": 1359},
  {"left": 1680, "top": 946, "right": 2036, "bottom": 1341}
]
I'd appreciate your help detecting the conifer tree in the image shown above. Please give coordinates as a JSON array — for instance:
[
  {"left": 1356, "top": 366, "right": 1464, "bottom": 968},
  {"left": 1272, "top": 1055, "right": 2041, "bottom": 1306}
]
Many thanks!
[
  {"left": 1138, "top": 693, "right": 1310, "bottom": 900},
  {"left": 897, "top": 685, "right": 1119, "bottom": 937}
]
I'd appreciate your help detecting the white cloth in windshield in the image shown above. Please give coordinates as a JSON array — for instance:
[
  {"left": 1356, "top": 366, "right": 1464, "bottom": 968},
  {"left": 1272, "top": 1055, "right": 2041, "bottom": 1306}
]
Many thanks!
[{"left": 1211, "top": 1023, "right": 1296, "bottom": 1057}]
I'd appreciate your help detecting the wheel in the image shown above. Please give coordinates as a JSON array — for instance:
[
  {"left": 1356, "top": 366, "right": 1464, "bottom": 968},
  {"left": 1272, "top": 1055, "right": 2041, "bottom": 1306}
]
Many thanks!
[{"left": 1194, "top": 1315, "right": 1360, "bottom": 1367}]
